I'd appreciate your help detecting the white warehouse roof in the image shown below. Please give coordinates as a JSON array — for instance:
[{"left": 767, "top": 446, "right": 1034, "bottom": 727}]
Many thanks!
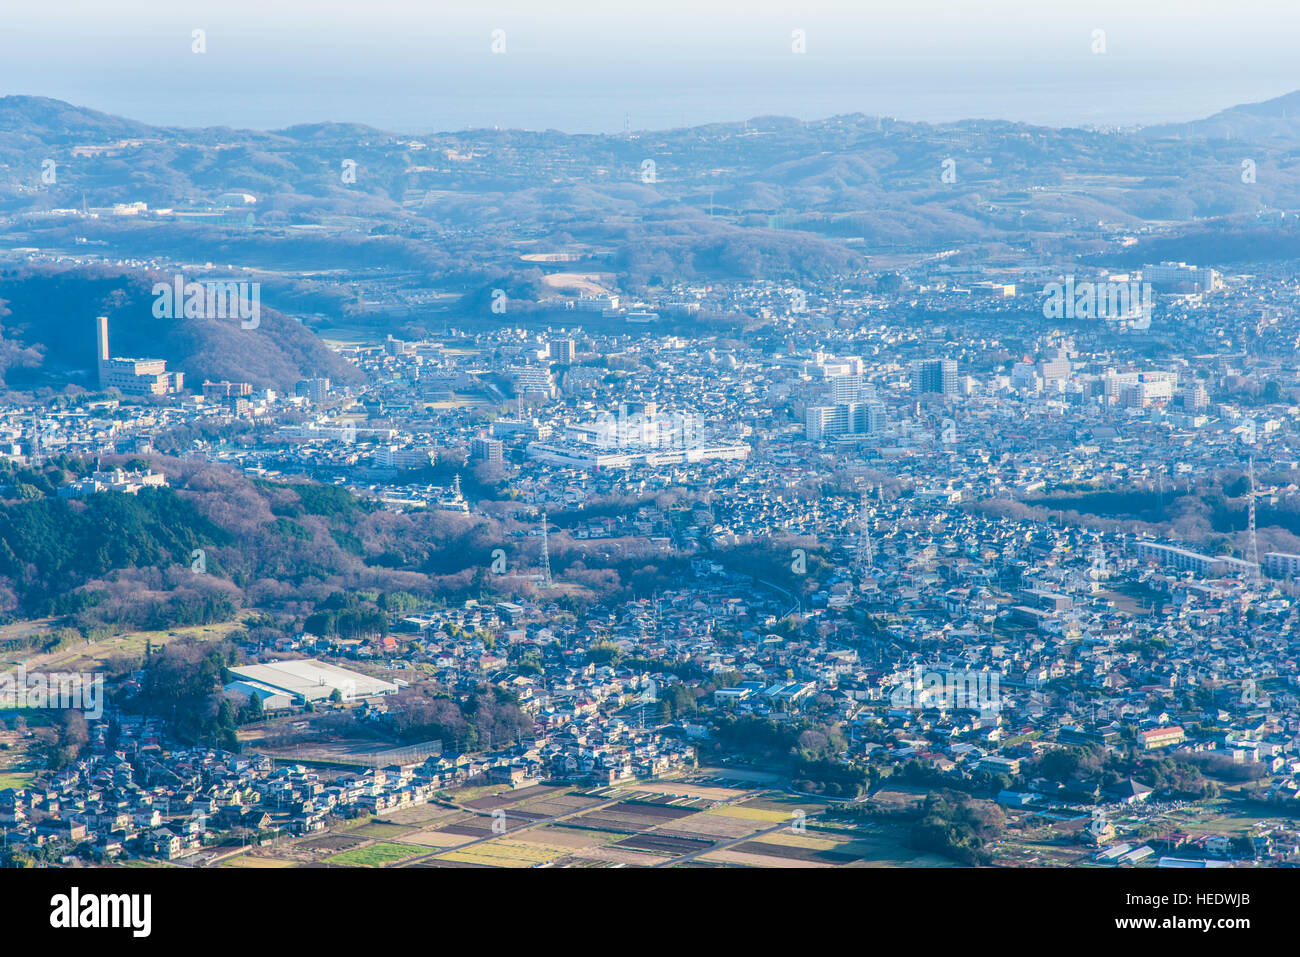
[{"left": 226, "top": 659, "right": 399, "bottom": 702}]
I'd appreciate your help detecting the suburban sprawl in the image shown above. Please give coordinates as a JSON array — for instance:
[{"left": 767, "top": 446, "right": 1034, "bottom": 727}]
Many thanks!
[{"left": 4, "top": 93, "right": 1300, "bottom": 868}]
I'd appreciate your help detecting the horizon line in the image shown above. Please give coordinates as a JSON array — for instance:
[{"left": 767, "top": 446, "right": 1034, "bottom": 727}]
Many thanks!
[{"left": 3, "top": 89, "right": 1293, "bottom": 140}]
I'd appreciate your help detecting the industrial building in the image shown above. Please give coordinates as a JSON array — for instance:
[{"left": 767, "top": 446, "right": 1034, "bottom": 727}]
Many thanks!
[
  {"left": 224, "top": 659, "right": 400, "bottom": 710},
  {"left": 96, "top": 315, "right": 184, "bottom": 396}
]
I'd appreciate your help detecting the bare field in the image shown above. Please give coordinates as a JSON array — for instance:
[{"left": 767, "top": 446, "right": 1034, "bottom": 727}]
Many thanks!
[
  {"left": 219, "top": 777, "right": 938, "bottom": 868},
  {"left": 540, "top": 272, "right": 614, "bottom": 295}
]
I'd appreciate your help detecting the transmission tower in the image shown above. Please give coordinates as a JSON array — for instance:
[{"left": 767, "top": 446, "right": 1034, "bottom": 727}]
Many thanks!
[
  {"left": 856, "top": 488, "right": 874, "bottom": 571},
  {"left": 538, "top": 510, "right": 553, "bottom": 588},
  {"left": 1246, "top": 457, "right": 1261, "bottom": 586}
]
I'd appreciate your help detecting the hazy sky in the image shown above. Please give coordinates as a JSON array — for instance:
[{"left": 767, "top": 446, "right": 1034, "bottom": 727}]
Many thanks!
[{"left": 2, "top": 1, "right": 1297, "bottom": 132}]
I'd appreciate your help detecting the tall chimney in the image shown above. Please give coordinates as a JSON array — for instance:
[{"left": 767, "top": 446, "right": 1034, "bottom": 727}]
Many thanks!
[
  {"left": 96, "top": 316, "right": 110, "bottom": 361},
  {"left": 95, "top": 315, "right": 110, "bottom": 386}
]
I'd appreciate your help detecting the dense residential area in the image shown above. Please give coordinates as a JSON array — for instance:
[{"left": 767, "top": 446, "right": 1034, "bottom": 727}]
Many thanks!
[
  {"left": 5, "top": 74, "right": 1300, "bottom": 875},
  {"left": 4, "top": 256, "right": 1300, "bottom": 868}
]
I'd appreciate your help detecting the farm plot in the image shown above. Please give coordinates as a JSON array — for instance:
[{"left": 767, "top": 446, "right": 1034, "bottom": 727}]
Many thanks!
[
  {"left": 324, "top": 841, "right": 421, "bottom": 867},
  {"left": 434, "top": 839, "right": 562, "bottom": 868},
  {"left": 653, "top": 810, "right": 768, "bottom": 840}
]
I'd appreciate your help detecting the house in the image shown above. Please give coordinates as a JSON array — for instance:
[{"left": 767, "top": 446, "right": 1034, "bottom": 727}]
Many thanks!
[
  {"left": 142, "top": 829, "right": 183, "bottom": 860},
  {"left": 1138, "top": 726, "right": 1186, "bottom": 751},
  {"left": 488, "top": 763, "right": 538, "bottom": 788},
  {"left": 36, "top": 818, "right": 87, "bottom": 842},
  {"left": 978, "top": 755, "right": 1021, "bottom": 776},
  {"left": 995, "top": 790, "right": 1039, "bottom": 807}
]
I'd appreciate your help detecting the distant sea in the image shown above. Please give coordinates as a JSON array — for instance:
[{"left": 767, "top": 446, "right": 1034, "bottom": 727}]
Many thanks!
[{"left": 6, "top": 2, "right": 1296, "bottom": 136}]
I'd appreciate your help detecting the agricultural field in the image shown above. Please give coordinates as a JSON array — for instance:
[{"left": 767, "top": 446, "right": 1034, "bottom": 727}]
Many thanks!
[
  {"left": 215, "top": 771, "right": 941, "bottom": 869},
  {"left": 0, "top": 712, "right": 53, "bottom": 787},
  {"left": 322, "top": 841, "right": 421, "bottom": 867},
  {"left": 219, "top": 855, "right": 296, "bottom": 869}
]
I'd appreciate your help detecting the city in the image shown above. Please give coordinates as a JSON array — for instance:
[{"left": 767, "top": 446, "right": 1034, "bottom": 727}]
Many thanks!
[
  {"left": 0, "top": 0, "right": 1293, "bottom": 940},
  {"left": 4, "top": 251, "right": 1300, "bottom": 871}
]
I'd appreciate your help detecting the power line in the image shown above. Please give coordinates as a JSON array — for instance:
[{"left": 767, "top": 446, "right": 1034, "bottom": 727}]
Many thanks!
[
  {"left": 1246, "top": 457, "right": 1261, "bottom": 586},
  {"left": 539, "top": 510, "right": 553, "bottom": 589}
]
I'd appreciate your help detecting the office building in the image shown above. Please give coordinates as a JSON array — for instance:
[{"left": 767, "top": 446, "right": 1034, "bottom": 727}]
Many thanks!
[
  {"left": 491, "top": 418, "right": 551, "bottom": 441},
  {"left": 1143, "top": 262, "right": 1220, "bottom": 294},
  {"left": 1181, "top": 383, "right": 1209, "bottom": 412},
  {"left": 294, "top": 378, "right": 331, "bottom": 404},
  {"left": 911, "top": 358, "right": 957, "bottom": 397},
  {"left": 471, "top": 437, "right": 504, "bottom": 465},
  {"left": 829, "top": 374, "right": 869, "bottom": 403},
  {"left": 373, "top": 446, "right": 435, "bottom": 469},
  {"left": 507, "top": 364, "right": 555, "bottom": 397},
  {"left": 202, "top": 379, "right": 253, "bottom": 399},
  {"left": 806, "top": 401, "right": 884, "bottom": 441},
  {"left": 549, "top": 338, "right": 576, "bottom": 364},
  {"left": 571, "top": 294, "right": 619, "bottom": 312}
]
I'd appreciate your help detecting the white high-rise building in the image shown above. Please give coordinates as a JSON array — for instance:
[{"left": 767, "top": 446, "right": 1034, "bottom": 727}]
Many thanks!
[{"left": 806, "top": 401, "right": 884, "bottom": 440}]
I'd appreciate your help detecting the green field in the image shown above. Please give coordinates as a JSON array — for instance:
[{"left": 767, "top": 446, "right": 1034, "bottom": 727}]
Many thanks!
[
  {"left": 349, "top": 822, "right": 416, "bottom": 839},
  {"left": 0, "top": 771, "right": 35, "bottom": 789},
  {"left": 323, "top": 842, "right": 419, "bottom": 867}
]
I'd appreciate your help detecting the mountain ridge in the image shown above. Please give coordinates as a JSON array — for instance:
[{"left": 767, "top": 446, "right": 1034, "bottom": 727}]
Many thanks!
[{"left": 8, "top": 91, "right": 1300, "bottom": 143}]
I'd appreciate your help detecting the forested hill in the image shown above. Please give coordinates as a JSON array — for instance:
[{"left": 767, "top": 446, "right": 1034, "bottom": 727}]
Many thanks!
[
  {"left": 6, "top": 93, "right": 1300, "bottom": 287},
  {"left": 0, "top": 269, "right": 362, "bottom": 391},
  {"left": 0, "top": 455, "right": 676, "bottom": 638}
]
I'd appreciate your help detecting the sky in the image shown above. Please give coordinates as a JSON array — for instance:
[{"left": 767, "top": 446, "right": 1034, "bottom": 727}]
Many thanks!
[{"left": 1, "top": 1, "right": 1298, "bottom": 133}]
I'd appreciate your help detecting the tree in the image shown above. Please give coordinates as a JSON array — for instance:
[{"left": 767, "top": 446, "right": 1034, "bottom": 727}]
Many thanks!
[
  {"left": 1037, "top": 748, "right": 1082, "bottom": 782},
  {"left": 57, "top": 710, "right": 90, "bottom": 751},
  {"left": 217, "top": 698, "right": 238, "bottom": 729}
]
